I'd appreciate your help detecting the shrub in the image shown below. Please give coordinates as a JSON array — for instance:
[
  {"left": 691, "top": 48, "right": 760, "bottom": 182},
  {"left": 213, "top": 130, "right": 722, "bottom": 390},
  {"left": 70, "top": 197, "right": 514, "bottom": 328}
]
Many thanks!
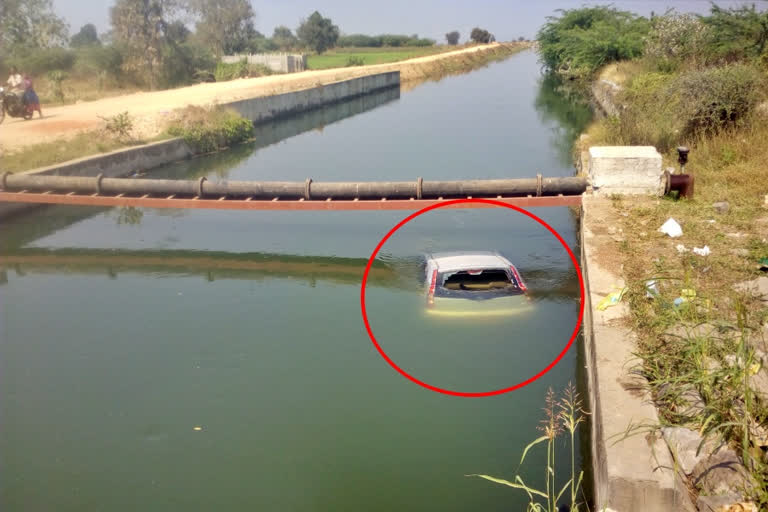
[
  {"left": 214, "top": 59, "right": 249, "bottom": 82},
  {"left": 73, "top": 45, "right": 124, "bottom": 79},
  {"left": 670, "top": 63, "right": 765, "bottom": 135},
  {"left": 167, "top": 106, "right": 254, "bottom": 153},
  {"left": 247, "top": 63, "right": 274, "bottom": 77},
  {"left": 701, "top": 4, "right": 768, "bottom": 62},
  {"left": 345, "top": 56, "right": 365, "bottom": 67},
  {"left": 338, "top": 34, "right": 383, "bottom": 47},
  {"left": 645, "top": 12, "right": 711, "bottom": 71},
  {"left": 46, "top": 70, "right": 68, "bottom": 102},
  {"left": 602, "top": 63, "right": 765, "bottom": 152},
  {"left": 537, "top": 6, "right": 650, "bottom": 79},
  {"left": 446, "top": 31, "right": 460, "bottom": 45},
  {"left": 99, "top": 112, "right": 134, "bottom": 142},
  {"left": 10, "top": 47, "right": 76, "bottom": 76}
]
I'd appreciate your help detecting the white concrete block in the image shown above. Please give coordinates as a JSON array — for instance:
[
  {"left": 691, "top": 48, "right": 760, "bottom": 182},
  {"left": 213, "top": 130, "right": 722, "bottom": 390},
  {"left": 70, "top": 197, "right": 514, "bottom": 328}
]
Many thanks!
[{"left": 589, "top": 146, "right": 664, "bottom": 196}]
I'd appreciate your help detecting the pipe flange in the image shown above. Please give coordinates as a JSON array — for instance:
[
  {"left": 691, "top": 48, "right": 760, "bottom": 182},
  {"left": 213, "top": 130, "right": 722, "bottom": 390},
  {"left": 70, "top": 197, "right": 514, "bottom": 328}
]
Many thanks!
[
  {"left": 198, "top": 176, "right": 207, "bottom": 198},
  {"left": 0, "top": 172, "right": 9, "bottom": 191},
  {"left": 305, "top": 178, "right": 312, "bottom": 200},
  {"left": 95, "top": 173, "right": 104, "bottom": 195},
  {"left": 416, "top": 177, "right": 423, "bottom": 200},
  {"left": 536, "top": 173, "right": 543, "bottom": 197}
]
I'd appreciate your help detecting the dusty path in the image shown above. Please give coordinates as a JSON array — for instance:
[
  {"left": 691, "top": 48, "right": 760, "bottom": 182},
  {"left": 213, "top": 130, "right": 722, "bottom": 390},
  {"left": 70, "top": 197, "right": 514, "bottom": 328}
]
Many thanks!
[{"left": 0, "top": 43, "right": 524, "bottom": 154}]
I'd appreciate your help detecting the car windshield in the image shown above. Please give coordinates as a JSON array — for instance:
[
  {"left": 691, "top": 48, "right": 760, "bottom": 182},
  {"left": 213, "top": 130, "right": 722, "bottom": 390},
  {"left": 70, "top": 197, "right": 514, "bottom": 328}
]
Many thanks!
[{"left": 441, "top": 269, "right": 518, "bottom": 292}]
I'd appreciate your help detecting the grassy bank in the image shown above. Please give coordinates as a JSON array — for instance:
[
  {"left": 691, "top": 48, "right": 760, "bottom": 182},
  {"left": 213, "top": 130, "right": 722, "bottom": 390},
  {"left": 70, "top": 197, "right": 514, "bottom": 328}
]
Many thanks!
[
  {"left": 306, "top": 45, "right": 455, "bottom": 70},
  {"left": 1, "top": 106, "right": 253, "bottom": 174},
  {"left": 548, "top": 5, "right": 768, "bottom": 506}
]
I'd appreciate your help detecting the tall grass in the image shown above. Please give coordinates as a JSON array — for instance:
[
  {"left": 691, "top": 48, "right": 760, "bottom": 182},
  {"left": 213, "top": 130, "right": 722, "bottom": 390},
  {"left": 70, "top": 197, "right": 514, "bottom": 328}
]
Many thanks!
[{"left": 468, "top": 384, "right": 588, "bottom": 511}]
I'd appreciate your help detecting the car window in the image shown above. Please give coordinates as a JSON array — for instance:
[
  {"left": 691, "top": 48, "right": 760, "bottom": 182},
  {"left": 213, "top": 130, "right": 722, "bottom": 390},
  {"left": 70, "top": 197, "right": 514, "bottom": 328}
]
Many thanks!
[{"left": 441, "top": 269, "right": 518, "bottom": 291}]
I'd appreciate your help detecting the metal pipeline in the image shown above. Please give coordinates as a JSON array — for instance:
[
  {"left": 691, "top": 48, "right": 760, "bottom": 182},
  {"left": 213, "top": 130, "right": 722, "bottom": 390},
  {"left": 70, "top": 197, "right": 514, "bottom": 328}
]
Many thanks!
[{"left": 1, "top": 173, "right": 589, "bottom": 200}]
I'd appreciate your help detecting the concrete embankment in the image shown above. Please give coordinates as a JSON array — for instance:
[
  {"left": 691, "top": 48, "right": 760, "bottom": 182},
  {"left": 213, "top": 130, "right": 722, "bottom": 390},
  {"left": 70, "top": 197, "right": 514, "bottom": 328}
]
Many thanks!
[
  {"left": 580, "top": 148, "right": 696, "bottom": 511},
  {"left": 0, "top": 72, "right": 400, "bottom": 219},
  {"left": 227, "top": 72, "right": 399, "bottom": 123}
]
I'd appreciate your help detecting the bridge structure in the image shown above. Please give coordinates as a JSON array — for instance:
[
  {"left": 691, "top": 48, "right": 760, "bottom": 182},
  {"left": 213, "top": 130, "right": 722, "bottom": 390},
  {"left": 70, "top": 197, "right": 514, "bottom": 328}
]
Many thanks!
[{"left": 0, "top": 173, "right": 586, "bottom": 211}]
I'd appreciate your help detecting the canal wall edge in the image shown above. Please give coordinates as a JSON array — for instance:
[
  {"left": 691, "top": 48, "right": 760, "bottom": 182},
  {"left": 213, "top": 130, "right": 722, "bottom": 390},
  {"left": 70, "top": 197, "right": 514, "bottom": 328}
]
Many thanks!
[
  {"left": 0, "top": 72, "right": 400, "bottom": 219},
  {"left": 581, "top": 195, "right": 695, "bottom": 512}
]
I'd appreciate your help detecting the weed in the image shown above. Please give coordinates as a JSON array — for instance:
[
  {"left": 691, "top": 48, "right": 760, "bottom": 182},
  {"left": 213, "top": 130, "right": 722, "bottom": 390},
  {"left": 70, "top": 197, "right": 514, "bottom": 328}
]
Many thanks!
[
  {"left": 468, "top": 384, "right": 588, "bottom": 511},
  {"left": 98, "top": 111, "right": 134, "bottom": 143},
  {"left": 166, "top": 105, "right": 253, "bottom": 154}
]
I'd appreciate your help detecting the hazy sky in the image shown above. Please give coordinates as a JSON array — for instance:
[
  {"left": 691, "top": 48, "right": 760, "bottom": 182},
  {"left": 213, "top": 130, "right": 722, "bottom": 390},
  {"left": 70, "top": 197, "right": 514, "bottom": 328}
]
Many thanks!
[{"left": 54, "top": 0, "right": 764, "bottom": 43}]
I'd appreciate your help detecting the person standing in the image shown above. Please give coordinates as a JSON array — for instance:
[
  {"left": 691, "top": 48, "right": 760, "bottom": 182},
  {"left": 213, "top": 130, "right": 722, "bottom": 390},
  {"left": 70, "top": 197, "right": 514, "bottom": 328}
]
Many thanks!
[{"left": 22, "top": 74, "right": 43, "bottom": 118}]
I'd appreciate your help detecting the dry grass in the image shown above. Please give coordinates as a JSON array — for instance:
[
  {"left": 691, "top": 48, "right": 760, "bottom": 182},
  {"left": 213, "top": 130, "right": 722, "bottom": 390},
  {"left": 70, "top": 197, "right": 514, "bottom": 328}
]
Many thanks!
[
  {"left": 597, "top": 60, "right": 647, "bottom": 85},
  {"left": 591, "top": 116, "right": 768, "bottom": 504},
  {"left": 1, "top": 130, "right": 168, "bottom": 173}
]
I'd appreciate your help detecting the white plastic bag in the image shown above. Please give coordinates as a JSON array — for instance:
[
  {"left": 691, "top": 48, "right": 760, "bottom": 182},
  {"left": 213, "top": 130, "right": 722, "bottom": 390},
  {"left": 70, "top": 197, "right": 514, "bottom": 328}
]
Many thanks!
[
  {"left": 659, "top": 218, "right": 683, "bottom": 238},
  {"left": 693, "top": 246, "right": 711, "bottom": 256}
]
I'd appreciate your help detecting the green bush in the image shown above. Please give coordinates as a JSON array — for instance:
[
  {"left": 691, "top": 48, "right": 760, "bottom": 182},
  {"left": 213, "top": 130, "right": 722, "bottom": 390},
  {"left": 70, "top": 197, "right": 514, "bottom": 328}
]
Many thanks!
[
  {"left": 345, "top": 56, "right": 365, "bottom": 67},
  {"left": 73, "top": 45, "right": 124, "bottom": 79},
  {"left": 537, "top": 6, "right": 650, "bottom": 79},
  {"left": 247, "top": 63, "right": 274, "bottom": 77},
  {"left": 99, "top": 111, "right": 134, "bottom": 142},
  {"left": 214, "top": 59, "right": 249, "bottom": 82},
  {"left": 670, "top": 63, "right": 765, "bottom": 135},
  {"left": 644, "top": 12, "right": 711, "bottom": 71},
  {"left": 9, "top": 47, "right": 76, "bottom": 76},
  {"left": 338, "top": 34, "right": 383, "bottom": 47},
  {"left": 167, "top": 106, "right": 254, "bottom": 153},
  {"left": 607, "top": 63, "right": 765, "bottom": 152},
  {"left": 701, "top": 4, "right": 768, "bottom": 62}
]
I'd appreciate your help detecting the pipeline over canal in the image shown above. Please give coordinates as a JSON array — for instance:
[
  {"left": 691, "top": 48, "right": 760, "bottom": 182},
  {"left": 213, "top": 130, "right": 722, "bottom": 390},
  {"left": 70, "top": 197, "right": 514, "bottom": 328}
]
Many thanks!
[{"left": 0, "top": 174, "right": 587, "bottom": 211}]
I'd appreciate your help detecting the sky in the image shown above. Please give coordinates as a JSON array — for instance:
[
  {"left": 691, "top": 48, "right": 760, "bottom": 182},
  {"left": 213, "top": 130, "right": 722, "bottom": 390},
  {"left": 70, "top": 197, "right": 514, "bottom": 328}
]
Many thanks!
[{"left": 55, "top": 0, "right": 765, "bottom": 44}]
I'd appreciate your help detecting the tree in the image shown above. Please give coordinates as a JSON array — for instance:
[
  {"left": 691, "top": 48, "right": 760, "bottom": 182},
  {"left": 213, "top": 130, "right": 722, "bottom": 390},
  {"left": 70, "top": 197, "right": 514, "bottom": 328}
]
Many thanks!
[
  {"left": 70, "top": 23, "right": 101, "bottom": 47},
  {"left": 536, "top": 7, "right": 650, "bottom": 79},
  {"left": 272, "top": 26, "right": 298, "bottom": 51},
  {"left": 297, "top": 11, "right": 339, "bottom": 54},
  {"left": 702, "top": 4, "right": 768, "bottom": 61},
  {"left": 445, "top": 31, "right": 460, "bottom": 45},
  {"left": 110, "top": 0, "right": 182, "bottom": 89},
  {"left": 187, "top": 0, "right": 257, "bottom": 57},
  {"left": 0, "top": 0, "right": 69, "bottom": 52},
  {"left": 470, "top": 27, "right": 495, "bottom": 44}
]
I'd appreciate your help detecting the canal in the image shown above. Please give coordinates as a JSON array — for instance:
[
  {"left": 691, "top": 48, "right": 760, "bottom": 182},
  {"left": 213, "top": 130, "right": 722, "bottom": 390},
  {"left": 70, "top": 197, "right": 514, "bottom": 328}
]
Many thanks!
[{"left": 0, "top": 50, "right": 592, "bottom": 511}]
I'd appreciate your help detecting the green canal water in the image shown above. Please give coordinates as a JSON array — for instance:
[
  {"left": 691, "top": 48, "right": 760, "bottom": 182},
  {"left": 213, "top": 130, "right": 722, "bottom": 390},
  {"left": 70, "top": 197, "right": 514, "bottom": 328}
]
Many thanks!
[{"left": 0, "top": 51, "right": 592, "bottom": 511}]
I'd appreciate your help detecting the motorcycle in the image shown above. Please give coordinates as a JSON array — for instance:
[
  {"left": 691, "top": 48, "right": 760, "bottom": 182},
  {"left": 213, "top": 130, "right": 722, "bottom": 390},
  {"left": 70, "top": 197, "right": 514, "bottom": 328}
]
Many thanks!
[{"left": 0, "top": 87, "right": 34, "bottom": 124}]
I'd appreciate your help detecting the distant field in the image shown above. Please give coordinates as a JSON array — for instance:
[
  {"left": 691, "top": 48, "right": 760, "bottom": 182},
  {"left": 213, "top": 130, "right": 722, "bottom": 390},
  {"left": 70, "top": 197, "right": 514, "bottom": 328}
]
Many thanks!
[{"left": 306, "top": 46, "right": 456, "bottom": 70}]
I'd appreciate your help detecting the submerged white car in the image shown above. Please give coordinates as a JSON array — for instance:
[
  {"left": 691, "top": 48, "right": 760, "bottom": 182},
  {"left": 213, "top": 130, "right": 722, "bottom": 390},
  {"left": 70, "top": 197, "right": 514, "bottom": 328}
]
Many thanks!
[{"left": 424, "top": 251, "right": 530, "bottom": 317}]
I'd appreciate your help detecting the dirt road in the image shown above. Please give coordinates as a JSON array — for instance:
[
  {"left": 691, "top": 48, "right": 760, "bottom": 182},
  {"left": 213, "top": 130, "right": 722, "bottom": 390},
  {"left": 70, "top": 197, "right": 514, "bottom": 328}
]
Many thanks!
[{"left": 0, "top": 44, "right": 522, "bottom": 154}]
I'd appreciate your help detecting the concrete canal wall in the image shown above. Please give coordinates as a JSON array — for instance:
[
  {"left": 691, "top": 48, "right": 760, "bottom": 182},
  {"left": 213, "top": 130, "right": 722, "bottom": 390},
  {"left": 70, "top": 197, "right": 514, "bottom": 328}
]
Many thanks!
[
  {"left": 581, "top": 147, "right": 695, "bottom": 511},
  {"left": 0, "top": 72, "right": 400, "bottom": 219},
  {"left": 225, "top": 72, "right": 400, "bottom": 123}
]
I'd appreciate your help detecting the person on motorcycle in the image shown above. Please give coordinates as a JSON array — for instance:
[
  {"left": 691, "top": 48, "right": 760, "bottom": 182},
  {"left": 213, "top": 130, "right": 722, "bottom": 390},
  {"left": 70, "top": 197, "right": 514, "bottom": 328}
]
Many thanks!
[
  {"left": 6, "top": 67, "right": 24, "bottom": 94},
  {"left": 22, "top": 74, "right": 43, "bottom": 118}
]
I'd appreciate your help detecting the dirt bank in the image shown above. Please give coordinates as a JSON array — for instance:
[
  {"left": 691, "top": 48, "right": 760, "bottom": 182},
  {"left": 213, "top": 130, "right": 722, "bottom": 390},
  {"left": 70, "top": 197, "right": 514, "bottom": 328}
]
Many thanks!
[{"left": 0, "top": 43, "right": 528, "bottom": 154}]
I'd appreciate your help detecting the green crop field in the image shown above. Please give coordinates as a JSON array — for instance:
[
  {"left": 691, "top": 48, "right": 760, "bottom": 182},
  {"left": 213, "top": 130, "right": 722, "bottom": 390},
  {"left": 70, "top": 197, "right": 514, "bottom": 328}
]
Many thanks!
[{"left": 306, "top": 46, "right": 454, "bottom": 70}]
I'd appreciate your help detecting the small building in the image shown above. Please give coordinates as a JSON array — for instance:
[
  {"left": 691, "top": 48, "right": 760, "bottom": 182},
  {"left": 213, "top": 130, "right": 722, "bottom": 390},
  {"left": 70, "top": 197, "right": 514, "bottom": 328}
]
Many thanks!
[{"left": 221, "top": 53, "right": 308, "bottom": 74}]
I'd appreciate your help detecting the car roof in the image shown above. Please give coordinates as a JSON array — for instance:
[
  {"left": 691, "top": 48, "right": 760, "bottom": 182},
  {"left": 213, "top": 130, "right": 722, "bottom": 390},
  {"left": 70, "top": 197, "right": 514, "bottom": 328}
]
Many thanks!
[{"left": 427, "top": 251, "right": 511, "bottom": 272}]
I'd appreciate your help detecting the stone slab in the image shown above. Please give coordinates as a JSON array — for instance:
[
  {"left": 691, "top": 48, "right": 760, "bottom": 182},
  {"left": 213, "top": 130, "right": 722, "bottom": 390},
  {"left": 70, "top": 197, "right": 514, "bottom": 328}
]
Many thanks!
[{"left": 588, "top": 146, "right": 664, "bottom": 196}]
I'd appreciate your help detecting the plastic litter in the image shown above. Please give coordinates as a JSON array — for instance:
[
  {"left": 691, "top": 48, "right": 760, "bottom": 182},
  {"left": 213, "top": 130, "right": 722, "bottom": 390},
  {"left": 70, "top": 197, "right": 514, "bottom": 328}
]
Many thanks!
[
  {"left": 693, "top": 246, "right": 711, "bottom": 256},
  {"left": 673, "top": 289, "right": 697, "bottom": 308},
  {"left": 597, "top": 287, "right": 627, "bottom": 311},
  {"left": 676, "top": 244, "right": 688, "bottom": 253},
  {"left": 659, "top": 218, "right": 683, "bottom": 238},
  {"left": 645, "top": 280, "right": 660, "bottom": 298}
]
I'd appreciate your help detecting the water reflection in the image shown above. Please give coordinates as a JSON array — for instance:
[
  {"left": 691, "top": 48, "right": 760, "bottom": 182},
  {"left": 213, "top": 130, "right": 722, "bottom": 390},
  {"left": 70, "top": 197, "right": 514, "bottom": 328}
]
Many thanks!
[
  {"left": 0, "top": 247, "right": 579, "bottom": 302},
  {"left": 534, "top": 73, "right": 593, "bottom": 166}
]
